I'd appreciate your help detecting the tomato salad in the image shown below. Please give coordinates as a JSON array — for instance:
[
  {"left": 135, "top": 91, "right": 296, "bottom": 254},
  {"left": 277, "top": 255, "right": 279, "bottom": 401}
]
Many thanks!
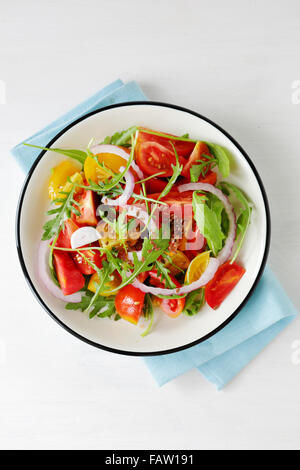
[{"left": 28, "top": 127, "right": 252, "bottom": 336}]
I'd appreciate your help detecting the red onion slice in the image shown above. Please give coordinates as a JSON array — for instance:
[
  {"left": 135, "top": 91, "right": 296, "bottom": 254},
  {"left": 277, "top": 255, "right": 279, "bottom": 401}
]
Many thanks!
[
  {"left": 71, "top": 226, "right": 101, "bottom": 249},
  {"left": 102, "top": 167, "right": 135, "bottom": 207},
  {"left": 91, "top": 144, "right": 144, "bottom": 179},
  {"left": 37, "top": 241, "right": 81, "bottom": 303},
  {"left": 178, "top": 182, "right": 236, "bottom": 264},
  {"left": 132, "top": 257, "right": 220, "bottom": 295}
]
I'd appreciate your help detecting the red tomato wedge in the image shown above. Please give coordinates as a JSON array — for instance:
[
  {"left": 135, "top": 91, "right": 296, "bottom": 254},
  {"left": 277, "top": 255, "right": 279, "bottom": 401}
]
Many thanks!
[
  {"left": 56, "top": 219, "right": 79, "bottom": 248},
  {"left": 53, "top": 251, "right": 85, "bottom": 295},
  {"left": 200, "top": 170, "right": 217, "bottom": 185},
  {"left": 148, "top": 271, "right": 185, "bottom": 318},
  {"left": 184, "top": 250, "right": 200, "bottom": 261},
  {"left": 135, "top": 141, "right": 186, "bottom": 177},
  {"left": 55, "top": 219, "right": 104, "bottom": 275},
  {"left": 205, "top": 261, "right": 246, "bottom": 309},
  {"left": 181, "top": 141, "right": 213, "bottom": 179},
  {"left": 115, "top": 284, "right": 145, "bottom": 325},
  {"left": 147, "top": 190, "right": 193, "bottom": 205},
  {"left": 138, "top": 128, "right": 195, "bottom": 157},
  {"left": 135, "top": 128, "right": 194, "bottom": 177},
  {"left": 181, "top": 170, "right": 217, "bottom": 185},
  {"left": 145, "top": 177, "right": 168, "bottom": 194},
  {"left": 160, "top": 296, "right": 185, "bottom": 318},
  {"left": 72, "top": 248, "right": 104, "bottom": 275},
  {"left": 72, "top": 189, "right": 98, "bottom": 226},
  {"left": 147, "top": 190, "right": 195, "bottom": 233}
]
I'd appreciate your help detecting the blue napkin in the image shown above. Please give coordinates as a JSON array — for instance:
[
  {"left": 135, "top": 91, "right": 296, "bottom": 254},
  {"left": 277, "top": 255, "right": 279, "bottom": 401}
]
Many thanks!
[
  {"left": 12, "top": 80, "right": 298, "bottom": 389},
  {"left": 12, "top": 80, "right": 147, "bottom": 172},
  {"left": 144, "top": 266, "right": 297, "bottom": 388}
]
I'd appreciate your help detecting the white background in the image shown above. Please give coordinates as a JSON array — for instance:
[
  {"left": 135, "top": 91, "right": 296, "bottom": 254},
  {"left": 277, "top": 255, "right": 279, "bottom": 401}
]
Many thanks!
[{"left": 0, "top": 0, "right": 300, "bottom": 450}]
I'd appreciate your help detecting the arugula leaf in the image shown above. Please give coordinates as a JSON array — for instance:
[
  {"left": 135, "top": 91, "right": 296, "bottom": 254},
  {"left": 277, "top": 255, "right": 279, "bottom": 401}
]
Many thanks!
[
  {"left": 135, "top": 172, "right": 165, "bottom": 184},
  {"left": 62, "top": 248, "right": 115, "bottom": 315},
  {"left": 190, "top": 164, "right": 203, "bottom": 183},
  {"left": 110, "top": 235, "right": 169, "bottom": 293},
  {"left": 208, "top": 193, "right": 224, "bottom": 225},
  {"left": 218, "top": 182, "right": 252, "bottom": 263},
  {"left": 23, "top": 143, "right": 87, "bottom": 166},
  {"left": 131, "top": 192, "right": 168, "bottom": 206},
  {"left": 206, "top": 143, "right": 230, "bottom": 178},
  {"left": 190, "top": 156, "right": 217, "bottom": 182},
  {"left": 141, "top": 181, "right": 149, "bottom": 214},
  {"left": 158, "top": 142, "right": 182, "bottom": 199},
  {"left": 203, "top": 192, "right": 230, "bottom": 238},
  {"left": 192, "top": 192, "right": 225, "bottom": 256},
  {"left": 162, "top": 252, "right": 185, "bottom": 275},
  {"left": 65, "top": 292, "right": 92, "bottom": 311},
  {"left": 83, "top": 259, "right": 115, "bottom": 312},
  {"left": 154, "top": 260, "right": 176, "bottom": 288},
  {"left": 74, "top": 179, "right": 123, "bottom": 198},
  {"left": 182, "top": 289, "right": 205, "bottom": 316},
  {"left": 42, "top": 185, "right": 80, "bottom": 240},
  {"left": 100, "top": 126, "right": 138, "bottom": 147},
  {"left": 65, "top": 290, "right": 116, "bottom": 319}
]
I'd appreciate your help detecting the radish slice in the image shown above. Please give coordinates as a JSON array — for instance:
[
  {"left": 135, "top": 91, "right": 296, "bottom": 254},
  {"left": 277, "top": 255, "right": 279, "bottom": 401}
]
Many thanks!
[
  {"left": 91, "top": 144, "right": 144, "bottom": 179},
  {"left": 178, "top": 182, "right": 236, "bottom": 264},
  {"left": 37, "top": 242, "right": 81, "bottom": 303},
  {"left": 71, "top": 226, "right": 101, "bottom": 249},
  {"left": 132, "top": 257, "right": 220, "bottom": 295},
  {"left": 102, "top": 168, "right": 135, "bottom": 207}
]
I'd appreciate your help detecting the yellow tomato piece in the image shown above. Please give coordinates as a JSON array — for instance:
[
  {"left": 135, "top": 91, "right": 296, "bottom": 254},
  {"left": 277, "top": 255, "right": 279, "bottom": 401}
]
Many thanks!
[
  {"left": 165, "top": 251, "right": 190, "bottom": 276},
  {"left": 84, "top": 152, "right": 128, "bottom": 183},
  {"left": 97, "top": 152, "right": 128, "bottom": 173},
  {"left": 185, "top": 251, "right": 210, "bottom": 284},
  {"left": 88, "top": 271, "right": 121, "bottom": 296},
  {"left": 48, "top": 160, "right": 81, "bottom": 201},
  {"left": 61, "top": 172, "right": 83, "bottom": 194}
]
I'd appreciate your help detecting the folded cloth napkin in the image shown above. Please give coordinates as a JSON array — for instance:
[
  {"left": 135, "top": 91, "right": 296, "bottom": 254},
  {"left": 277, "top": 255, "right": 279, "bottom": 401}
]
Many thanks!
[
  {"left": 12, "top": 79, "right": 298, "bottom": 389},
  {"left": 12, "top": 79, "right": 147, "bottom": 172}
]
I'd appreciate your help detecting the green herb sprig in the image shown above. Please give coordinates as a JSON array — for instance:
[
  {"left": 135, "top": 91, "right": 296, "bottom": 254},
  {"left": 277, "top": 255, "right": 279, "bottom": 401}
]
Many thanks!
[
  {"left": 23, "top": 143, "right": 87, "bottom": 166},
  {"left": 206, "top": 143, "right": 230, "bottom": 178},
  {"left": 101, "top": 126, "right": 138, "bottom": 147},
  {"left": 182, "top": 289, "right": 205, "bottom": 316},
  {"left": 192, "top": 191, "right": 225, "bottom": 256},
  {"left": 42, "top": 185, "right": 80, "bottom": 240},
  {"left": 218, "top": 182, "right": 252, "bottom": 263},
  {"left": 190, "top": 154, "right": 218, "bottom": 182},
  {"left": 66, "top": 291, "right": 116, "bottom": 319}
]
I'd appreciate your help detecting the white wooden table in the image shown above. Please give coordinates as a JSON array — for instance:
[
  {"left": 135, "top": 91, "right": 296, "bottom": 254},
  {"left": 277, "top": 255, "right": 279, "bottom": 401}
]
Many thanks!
[{"left": 1, "top": 0, "right": 299, "bottom": 450}]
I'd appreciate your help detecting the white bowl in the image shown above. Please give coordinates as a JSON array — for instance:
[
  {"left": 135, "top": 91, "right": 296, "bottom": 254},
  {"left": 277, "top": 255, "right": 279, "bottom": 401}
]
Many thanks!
[{"left": 16, "top": 102, "right": 270, "bottom": 355}]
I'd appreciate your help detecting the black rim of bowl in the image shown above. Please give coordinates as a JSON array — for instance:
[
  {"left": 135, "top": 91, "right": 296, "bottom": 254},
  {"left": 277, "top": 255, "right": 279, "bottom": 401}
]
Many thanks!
[{"left": 15, "top": 101, "right": 271, "bottom": 356}]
